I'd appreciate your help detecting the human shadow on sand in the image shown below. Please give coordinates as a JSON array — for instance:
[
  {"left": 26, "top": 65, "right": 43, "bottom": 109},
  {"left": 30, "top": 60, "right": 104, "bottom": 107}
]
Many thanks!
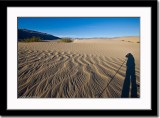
[{"left": 121, "top": 53, "right": 138, "bottom": 98}]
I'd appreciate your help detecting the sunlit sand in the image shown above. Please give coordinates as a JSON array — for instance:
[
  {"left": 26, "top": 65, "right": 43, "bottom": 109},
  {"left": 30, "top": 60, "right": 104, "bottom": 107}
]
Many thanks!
[{"left": 18, "top": 36, "right": 140, "bottom": 98}]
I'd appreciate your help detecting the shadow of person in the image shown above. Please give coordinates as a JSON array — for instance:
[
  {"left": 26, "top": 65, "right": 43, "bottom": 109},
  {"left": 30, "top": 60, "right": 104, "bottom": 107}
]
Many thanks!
[{"left": 121, "top": 53, "right": 138, "bottom": 98}]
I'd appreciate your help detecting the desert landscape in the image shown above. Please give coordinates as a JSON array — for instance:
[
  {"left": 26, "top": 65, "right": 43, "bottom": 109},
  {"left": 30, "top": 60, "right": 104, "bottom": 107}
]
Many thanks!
[{"left": 18, "top": 36, "right": 140, "bottom": 98}]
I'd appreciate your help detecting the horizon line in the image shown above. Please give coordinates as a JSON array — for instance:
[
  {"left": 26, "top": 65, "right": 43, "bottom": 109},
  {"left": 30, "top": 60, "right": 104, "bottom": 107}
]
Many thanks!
[{"left": 18, "top": 28, "right": 140, "bottom": 39}]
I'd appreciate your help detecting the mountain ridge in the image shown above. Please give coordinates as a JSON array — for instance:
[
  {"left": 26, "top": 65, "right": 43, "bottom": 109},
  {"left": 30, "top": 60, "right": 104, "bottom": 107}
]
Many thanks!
[{"left": 18, "top": 29, "right": 61, "bottom": 41}]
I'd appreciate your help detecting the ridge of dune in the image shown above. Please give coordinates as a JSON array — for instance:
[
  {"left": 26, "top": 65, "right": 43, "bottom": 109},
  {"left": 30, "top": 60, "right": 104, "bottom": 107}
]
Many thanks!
[{"left": 112, "top": 36, "right": 140, "bottom": 43}]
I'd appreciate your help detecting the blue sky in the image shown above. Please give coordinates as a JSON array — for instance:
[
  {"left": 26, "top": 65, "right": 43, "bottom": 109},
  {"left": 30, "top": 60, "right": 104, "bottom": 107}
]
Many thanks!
[{"left": 18, "top": 17, "right": 140, "bottom": 38}]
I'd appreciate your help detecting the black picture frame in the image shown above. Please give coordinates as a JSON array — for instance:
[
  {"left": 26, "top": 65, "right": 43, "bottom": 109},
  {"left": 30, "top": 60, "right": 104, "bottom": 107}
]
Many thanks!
[{"left": 0, "top": 0, "right": 158, "bottom": 116}]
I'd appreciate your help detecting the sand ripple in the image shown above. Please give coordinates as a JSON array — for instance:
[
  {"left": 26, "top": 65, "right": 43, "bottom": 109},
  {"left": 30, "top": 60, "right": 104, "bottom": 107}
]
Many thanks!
[{"left": 18, "top": 45, "right": 140, "bottom": 98}]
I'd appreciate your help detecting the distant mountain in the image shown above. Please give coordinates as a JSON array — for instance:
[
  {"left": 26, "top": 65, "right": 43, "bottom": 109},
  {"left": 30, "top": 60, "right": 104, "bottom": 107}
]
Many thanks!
[{"left": 18, "top": 29, "right": 61, "bottom": 41}]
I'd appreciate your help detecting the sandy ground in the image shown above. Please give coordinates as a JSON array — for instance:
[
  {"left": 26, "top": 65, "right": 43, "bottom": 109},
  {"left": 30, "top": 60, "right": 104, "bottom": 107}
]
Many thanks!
[{"left": 18, "top": 36, "right": 140, "bottom": 98}]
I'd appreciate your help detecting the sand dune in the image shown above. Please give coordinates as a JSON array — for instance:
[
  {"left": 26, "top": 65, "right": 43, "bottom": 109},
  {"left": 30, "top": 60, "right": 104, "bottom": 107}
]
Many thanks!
[
  {"left": 113, "top": 36, "right": 140, "bottom": 43},
  {"left": 18, "top": 37, "right": 140, "bottom": 98}
]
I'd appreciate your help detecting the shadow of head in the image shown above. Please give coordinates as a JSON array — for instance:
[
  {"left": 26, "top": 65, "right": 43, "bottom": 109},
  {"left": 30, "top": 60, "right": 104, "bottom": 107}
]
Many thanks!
[
  {"left": 126, "top": 53, "right": 133, "bottom": 58},
  {"left": 125, "top": 53, "right": 135, "bottom": 67}
]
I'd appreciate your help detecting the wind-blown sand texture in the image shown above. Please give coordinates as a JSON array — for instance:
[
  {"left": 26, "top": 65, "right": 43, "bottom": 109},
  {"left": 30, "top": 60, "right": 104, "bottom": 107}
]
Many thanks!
[{"left": 18, "top": 37, "right": 140, "bottom": 98}]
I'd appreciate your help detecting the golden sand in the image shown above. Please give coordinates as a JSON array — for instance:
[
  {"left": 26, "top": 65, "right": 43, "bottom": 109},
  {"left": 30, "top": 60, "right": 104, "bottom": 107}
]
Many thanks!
[{"left": 18, "top": 37, "right": 140, "bottom": 98}]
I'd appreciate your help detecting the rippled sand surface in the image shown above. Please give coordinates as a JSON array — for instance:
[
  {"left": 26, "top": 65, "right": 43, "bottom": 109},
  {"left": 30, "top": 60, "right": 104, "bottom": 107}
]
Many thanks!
[{"left": 18, "top": 37, "right": 140, "bottom": 98}]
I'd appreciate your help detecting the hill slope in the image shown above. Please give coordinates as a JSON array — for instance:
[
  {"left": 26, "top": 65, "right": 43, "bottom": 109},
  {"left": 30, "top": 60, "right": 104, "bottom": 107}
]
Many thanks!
[{"left": 18, "top": 29, "right": 60, "bottom": 41}]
